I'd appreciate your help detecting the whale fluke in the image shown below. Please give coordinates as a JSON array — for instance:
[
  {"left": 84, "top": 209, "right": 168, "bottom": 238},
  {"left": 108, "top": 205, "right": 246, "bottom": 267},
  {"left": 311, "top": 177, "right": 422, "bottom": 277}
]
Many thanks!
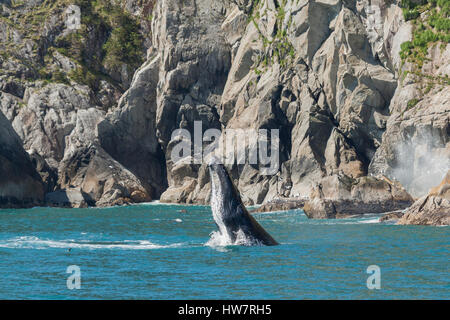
[{"left": 208, "top": 162, "right": 278, "bottom": 246}]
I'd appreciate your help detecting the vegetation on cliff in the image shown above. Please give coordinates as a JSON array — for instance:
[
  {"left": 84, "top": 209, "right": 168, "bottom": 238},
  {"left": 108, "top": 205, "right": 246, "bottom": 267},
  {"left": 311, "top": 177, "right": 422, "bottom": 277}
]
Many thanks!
[
  {"left": 249, "top": 0, "right": 295, "bottom": 71},
  {"left": 399, "top": 1, "right": 449, "bottom": 79},
  {"left": 398, "top": 0, "right": 450, "bottom": 108},
  {"left": 0, "top": 0, "right": 146, "bottom": 92}
]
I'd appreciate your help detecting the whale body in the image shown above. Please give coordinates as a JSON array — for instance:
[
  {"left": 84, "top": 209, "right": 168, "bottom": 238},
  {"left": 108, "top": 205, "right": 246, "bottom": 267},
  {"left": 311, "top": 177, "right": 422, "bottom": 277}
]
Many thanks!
[{"left": 208, "top": 162, "right": 278, "bottom": 246}]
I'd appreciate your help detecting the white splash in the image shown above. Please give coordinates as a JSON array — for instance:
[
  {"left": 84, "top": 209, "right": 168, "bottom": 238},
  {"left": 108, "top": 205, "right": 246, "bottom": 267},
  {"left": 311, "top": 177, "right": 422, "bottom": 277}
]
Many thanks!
[
  {"left": 205, "top": 230, "right": 231, "bottom": 247},
  {"left": 0, "top": 236, "right": 183, "bottom": 250},
  {"left": 234, "top": 229, "right": 264, "bottom": 246},
  {"left": 389, "top": 132, "right": 449, "bottom": 197},
  {"left": 358, "top": 218, "right": 380, "bottom": 224},
  {"left": 205, "top": 229, "right": 263, "bottom": 248}
]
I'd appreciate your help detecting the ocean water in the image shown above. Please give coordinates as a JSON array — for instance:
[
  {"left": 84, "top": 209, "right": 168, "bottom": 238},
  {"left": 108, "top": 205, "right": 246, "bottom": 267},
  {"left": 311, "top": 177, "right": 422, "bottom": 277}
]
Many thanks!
[{"left": 0, "top": 203, "right": 448, "bottom": 300}]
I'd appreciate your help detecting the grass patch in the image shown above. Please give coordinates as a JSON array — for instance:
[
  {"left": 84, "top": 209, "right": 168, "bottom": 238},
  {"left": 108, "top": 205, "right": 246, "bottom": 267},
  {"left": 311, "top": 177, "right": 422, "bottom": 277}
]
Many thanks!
[
  {"left": 407, "top": 98, "right": 421, "bottom": 109},
  {"left": 399, "top": 0, "right": 450, "bottom": 83}
]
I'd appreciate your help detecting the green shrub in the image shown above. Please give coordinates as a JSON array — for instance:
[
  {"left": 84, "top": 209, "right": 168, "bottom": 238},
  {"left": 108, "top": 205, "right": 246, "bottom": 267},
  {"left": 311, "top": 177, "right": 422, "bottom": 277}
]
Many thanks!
[
  {"left": 68, "top": 67, "right": 97, "bottom": 89},
  {"left": 51, "top": 70, "right": 69, "bottom": 84},
  {"left": 38, "top": 68, "right": 52, "bottom": 80},
  {"left": 428, "top": 9, "right": 450, "bottom": 31},
  {"left": 403, "top": 8, "right": 420, "bottom": 20},
  {"left": 399, "top": 0, "right": 450, "bottom": 74},
  {"left": 54, "top": 32, "right": 85, "bottom": 63},
  {"left": 102, "top": 9, "right": 144, "bottom": 70},
  {"left": 413, "top": 29, "right": 439, "bottom": 46},
  {"left": 407, "top": 98, "right": 420, "bottom": 109},
  {"left": 401, "top": 0, "right": 428, "bottom": 9},
  {"left": 400, "top": 41, "right": 413, "bottom": 60}
]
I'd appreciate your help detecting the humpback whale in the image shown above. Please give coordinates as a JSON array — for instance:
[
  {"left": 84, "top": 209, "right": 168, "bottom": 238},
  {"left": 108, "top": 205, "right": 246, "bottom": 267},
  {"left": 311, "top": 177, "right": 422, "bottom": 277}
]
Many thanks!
[{"left": 208, "top": 162, "right": 278, "bottom": 246}]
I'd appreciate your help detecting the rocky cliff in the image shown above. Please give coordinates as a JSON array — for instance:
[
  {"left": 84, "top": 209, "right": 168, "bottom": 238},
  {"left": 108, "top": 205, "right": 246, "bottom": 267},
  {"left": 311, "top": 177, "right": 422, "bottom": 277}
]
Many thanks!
[
  {"left": 303, "top": 174, "right": 414, "bottom": 218},
  {"left": 0, "top": 0, "right": 448, "bottom": 209},
  {"left": 398, "top": 170, "right": 450, "bottom": 225},
  {"left": 1, "top": 0, "right": 165, "bottom": 206},
  {"left": 0, "top": 109, "right": 44, "bottom": 207}
]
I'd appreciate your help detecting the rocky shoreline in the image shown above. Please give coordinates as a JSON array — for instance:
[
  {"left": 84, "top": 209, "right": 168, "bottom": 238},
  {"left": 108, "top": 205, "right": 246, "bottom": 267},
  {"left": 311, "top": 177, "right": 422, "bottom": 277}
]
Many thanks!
[
  {"left": 379, "top": 210, "right": 405, "bottom": 223},
  {"left": 398, "top": 172, "right": 450, "bottom": 226},
  {"left": 0, "top": 1, "right": 448, "bottom": 226},
  {"left": 252, "top": 172, "right": 450, "bottom": 226},
  {"left": 302, "top": 174, "right": 414, "bottom": 219},
  {"left": 249, "top": 198, "right": 307, "bottom": 213}
]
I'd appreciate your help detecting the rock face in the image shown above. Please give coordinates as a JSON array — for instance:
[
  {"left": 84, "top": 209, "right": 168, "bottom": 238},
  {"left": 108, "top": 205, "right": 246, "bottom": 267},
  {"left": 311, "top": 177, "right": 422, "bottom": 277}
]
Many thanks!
[
  {"left": 398, "top": 171, "right": 450, "bottom": 226},
  {"left": 0, "top": 110, "right": 44, "bottom": 208},
  {"left": 1, "top": 84, "right": 156, "bottom": 207},
  {"left": 152, "top": 0, "right": 231, "bottom": 203},
  {"left": 98, "top": 56, "right": 167, "bottom": 200},
  {"left": 148, "top": 0, "right": 448, "bottom": 205},
  {"left": 369, "top": 69, "right": 450, "bottom": 198},
  {"left": 368, "top": 2, "right": 450, "bottom": 198},
  {"left": 250, "top": 198, "right": 306, "bottom": 213},
  {"left": 45, "top": 189, "right": 90, "bottom": 208},
  {"left": 0, "top": 0, "right": 163, "bottom": 207},
  {"left": 0, "top": 0, "right": 448, "bottom": 209},
  {"left": 303, "top": 174, "right": 414, "bottom": 219},
  {"left": 58, "top": 144, "right": 152, "bottom": 207},
  {"left": 379, "top": 210, "right": 405, "bottom": 223}
]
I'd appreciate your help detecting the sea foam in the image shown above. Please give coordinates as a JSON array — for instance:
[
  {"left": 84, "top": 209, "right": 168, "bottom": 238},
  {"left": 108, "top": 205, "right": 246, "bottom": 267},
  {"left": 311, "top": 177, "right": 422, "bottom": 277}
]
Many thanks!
[{"left": 0, "top": 236, "right": 183, "bottom": 250}]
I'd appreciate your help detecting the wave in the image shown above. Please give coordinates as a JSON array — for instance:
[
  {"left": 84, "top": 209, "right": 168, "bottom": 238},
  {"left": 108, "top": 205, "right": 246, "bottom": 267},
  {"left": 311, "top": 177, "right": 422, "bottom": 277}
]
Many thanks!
[
  {"left": 304, "top": 216, "right": 381, "bottom": 225},
  {"left": 138, "top": 201, "right": 209, "bottom": 208},
  {"left": 358, "top": 218, "right": 380, "bottom": 224},
  {"left": 0, "top": 236, "right": 184, "bottom": 250}
]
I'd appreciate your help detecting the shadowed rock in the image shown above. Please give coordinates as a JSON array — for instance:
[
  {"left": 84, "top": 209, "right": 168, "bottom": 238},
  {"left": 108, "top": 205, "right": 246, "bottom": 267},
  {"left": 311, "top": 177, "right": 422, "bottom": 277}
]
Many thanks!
[
  {"left": 45, "top": 189, "right": 91, "bottom": 208},
  {"left": 379, "top": 210, "right": 405, "bottom": 223},
  {"left": 0, "top": 110, "right": 44, "bottom": 208},
  {"left": 303, "top": 174, "right": 413, "bottom": 219},
  {"left": 250, "top": 198, "right": 306, "bottom": 213}
]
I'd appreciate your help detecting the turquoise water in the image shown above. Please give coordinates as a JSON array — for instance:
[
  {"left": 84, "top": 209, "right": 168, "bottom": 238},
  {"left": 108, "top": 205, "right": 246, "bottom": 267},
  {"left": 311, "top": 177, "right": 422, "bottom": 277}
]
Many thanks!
[{"left": 0, "top": 203, "right": 448, "bottom": 299}]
